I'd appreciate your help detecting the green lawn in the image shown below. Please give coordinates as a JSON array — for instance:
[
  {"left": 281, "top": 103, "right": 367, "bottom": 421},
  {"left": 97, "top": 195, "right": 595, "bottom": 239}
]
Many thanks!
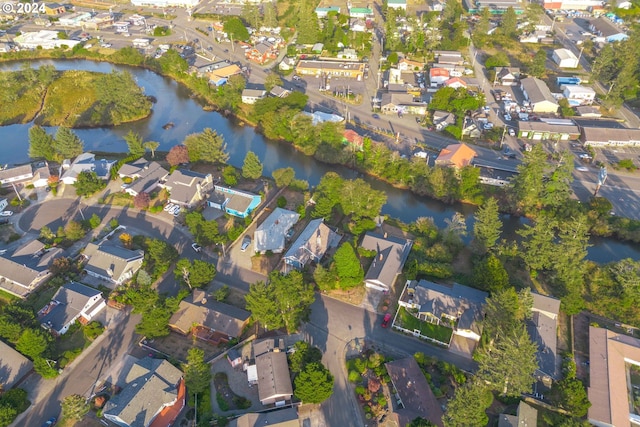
[
  {"left": 24, "top": 286, "right": 58, "bottom": 312},
  {"left": 397, "top": 307, "right": 453, "bottom": 344},
  {"left": 0, "top": 288, "right": 19, "bottom": 306}
]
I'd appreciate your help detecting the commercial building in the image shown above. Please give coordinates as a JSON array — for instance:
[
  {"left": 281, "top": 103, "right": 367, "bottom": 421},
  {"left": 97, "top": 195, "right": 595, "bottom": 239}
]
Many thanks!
[
  {"left": 14, "top": 30, "right": 81, "bottom": 50},
  {"left": 590, "top": 17, "right": 629, "bottom": 43},
  {"left": 130, "top": 0, "right": 200, "bottom": 7},
  {"left": 552, "top": 48, "right": 579, "bottom": 68},
  {"left": 581, "top": 127, "right": 640, "bottom": 146},
  {"left": 543, "top": 0, "right": 603, "bottom": 10},
  {"left": 295, "top": 60, "right": 365, "bottom": 80},
  {"left": 464, "top": 0, "right": 523, "bottom": 14},
  {"left": 517, "top": 120, "right": 581, "bottom": 140}
]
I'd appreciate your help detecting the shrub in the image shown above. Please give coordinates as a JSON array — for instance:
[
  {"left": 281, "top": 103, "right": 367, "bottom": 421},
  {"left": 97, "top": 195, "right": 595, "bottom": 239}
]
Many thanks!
[
  {"left": 348, "top": 370, "right": 361, "bottom": 383},
  {"left": 376, "top": 395, "right": 387, "bottom": 407},
  {"left": 216, "top": 393, "right": 229, "bottom": 411},
  {"left": 232, "top": 396, "right": 252, "bottom": 409},
  {"left": 277, "top": 196, "right": 287, "bottom": 208},
  {"left": 355, "top": 385, "right": 366, "bottom": 396}
]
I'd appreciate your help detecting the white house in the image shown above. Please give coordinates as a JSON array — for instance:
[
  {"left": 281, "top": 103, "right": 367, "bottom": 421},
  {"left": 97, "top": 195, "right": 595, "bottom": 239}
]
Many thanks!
[
  {"left": 552, "top": 48, "right": 579, "bottom": 68},
  {"left": 562, "top": 85, "right": 596, "bottom": 105},
  {"left": 387, "top": 0, "right": 407, "bottom": 10},
  {"left": 83, "top": 243, "right": 144, "bottom": 287},
  {"left": 39, "top": 281, "right": 106, "bottom": 335},
  {"left": 241, "top": 89, "right": 267, "bottom": 104},
  {"left": 59, "top": 153, "right": 116, "bottom": 185}
]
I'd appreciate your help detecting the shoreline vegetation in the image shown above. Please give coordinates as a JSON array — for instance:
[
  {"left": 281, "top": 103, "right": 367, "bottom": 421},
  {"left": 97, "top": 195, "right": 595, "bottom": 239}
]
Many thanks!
[
  {"left": 2, "top": 48, "right": 640, "bottom": 244},
  {"left": 0, "top": 65, "right": 152, "bottom": 127}
]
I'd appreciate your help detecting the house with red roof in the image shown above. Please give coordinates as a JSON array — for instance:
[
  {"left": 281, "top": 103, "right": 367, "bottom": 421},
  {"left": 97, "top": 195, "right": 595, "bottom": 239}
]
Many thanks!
[
  {"left": 444, "top": 77, "right": 467, "bottom": 89},
  {"left": 429, "top": 67, "right": 449, "bottom": 87},
  {"left": 435, "top": 143, "right": 477, "bottom": 169},
  {"left": 342, "top": 130, "right": 364, "bottom": 151}
]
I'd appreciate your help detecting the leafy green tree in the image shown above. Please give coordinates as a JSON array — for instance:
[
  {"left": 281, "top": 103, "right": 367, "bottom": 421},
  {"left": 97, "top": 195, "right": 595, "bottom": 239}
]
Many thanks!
[
  {"left": 223, "top": 165, "right": 238, "bottom": 186},
  {"left": 475, "top": 8, "right": 491, "bottom": 35},
  {"left": 409, "top": 418, "right": 436, "bottom": 427},
  {"left": 485, "top": 52, "right": 510, "bottom": 69},
  {"left": 333, "top": 242, "right": 364, "bottom": 289},
  {"left": 288, "top": 341, "right": 323, "bottom": 374},
  {"left": 156, "top": 49, "right": 189, "bottom": 75},
  {"left": 184, "top": 348, "right": 211, "bottom": 395},
  {"left": 184, "top": 128, "right": 229, "bottom": 164},
  {"left": 61, "top": 394, "right": 89, "bottom": 421},
  {"left": 214, "top": 285, "right": 229, "bottom": 302},
  {"left": 264, "top": 73, "right": 283, "bottom": 92},
  {"left": 175, "top": 259, "right": 216, "bottom": 288},
  {"left": 340, "top": 179, "right": 387, "bottom": 222},
  {"left": 143, "top": 141, "right": 160, "bottom": 158},
  {"left": 88, "top": 213, "right": 101, "bottom": 229},
  {"left": 124, "top": 130, "right": 145, "bottom": 158},
  {"left": 272, "top": 167, "right": 295, "bottom": 188},
  {"left": 74, "top": 171, "right": 106, "bottom": 196},
  {"left": 242, "top": 151, "right": 263, "bottom": 179},
  {"left": 82, "top": 321, "right": 104, "bottom": 340},
  {"left": 241, "top": 3, "right": 261, "bottom": 29},
  {"left": 166, "top": 145, "right": 189, "bottom": 166},
  {"left": 246, "top": 271, "right": 315, "bottom": 332},
  {"left": 443, "top": 381, "right": 493, "bottom": 427},
  {"left": 135, "top": 304, "right": 173, "bottom": 338},
  {"left": 223, "top": 17, "right": 250, "bottom": 41},
  {"left": 28, "top": 125, "right": 55, "bottom": 160},
  {"left": 476, "top": 325, "right": 538, "bottom": 396},
  {"left": 313, "top": 265, "right": 337, "bottom": 291},
  {"left": 33, "top": 357, "right": 58, "bottom": 378},
  {"left": 145, "top": 238, "right": 179, "bottom": 273},
  {"left": 53, "top": 127, "right": 84, "bottom": 161},
  {"left": 472, "top": 254, "right": 509, "bottom": 293},
  {"left": 312, "top": 172, "right": 344, "bottom": 219},
  {"left": 0, "top": 404, "right": 17, "bottom": 426},
  {"left": 501, "top": 7, "right": 518, "bottom": 37},
  {"left": 293, "top": 362, "right": 334, "bottom": 403},
  {"left": 473, "top": 197, "right": 502, "bottom": 254},
  {"left": 0, "top": 317, "right": 23, "bottom": 343},
  {"left": 552, "top": 215, "right": 589, "bottom": 314},
  {"left": 528, "top": 49, "right": 548, "bottom": 78},
  {"left": 16, "top": 329, "right": 49, "bottom": 359},
  {"left": 64, "top": 220, "right": 85, "bottom": 241}
]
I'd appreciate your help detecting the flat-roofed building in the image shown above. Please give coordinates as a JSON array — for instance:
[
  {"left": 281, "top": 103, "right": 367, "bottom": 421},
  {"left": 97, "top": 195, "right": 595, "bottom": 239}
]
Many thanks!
[
  {"left": 295, "top": 60, "right": 365, "bottom": 80},
  {"left": 517, "top": 120, "right": 580, "bottom": 140},
  {"left": 582, "top": 127, "right": 640, "bottom": 146}
]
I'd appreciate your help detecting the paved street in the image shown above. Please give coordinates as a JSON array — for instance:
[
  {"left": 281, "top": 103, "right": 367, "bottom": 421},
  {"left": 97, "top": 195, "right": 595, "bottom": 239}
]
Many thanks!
[
  {"left": 301, "top": 295, "right": 477, "bottom": 427},
  {"left": 12, "top": 308, "right": 141, "bottom": 427}
]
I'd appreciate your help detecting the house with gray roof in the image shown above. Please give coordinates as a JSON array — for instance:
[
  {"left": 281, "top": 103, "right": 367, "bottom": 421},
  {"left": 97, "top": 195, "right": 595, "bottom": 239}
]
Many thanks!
[
  {"left": 103, "top": 357, "right": 185, "bottom": 427},
  {"left": 117, "top": 157, "right": 149, "bottom": 178},
  {"left": 359, "top": 232, "right": 412, "bottom": 291},
  {"left": 0, "top": 164, "right": 34, "bottom": 187},
  {"left": 590, "top": 17, "right": 628, "bottom": 43},
  {"left": 528, "top": 293, "right": 560, "bottom": 381},
  {"left": 498, "top": 401, "right": 538, "bottom": 427},
  {"left": 269, "top": 85, "right": 290, "bottom": 98},
  {"left": 0, "top": 239, "right": 64, "bottom": 298},
  {"left": 0, "top": 340, "right": 33, "bottom": 389},
  {"left": 169, "top": 289, "right": 250, "bottom": 344},
  {"left": 38, "top": 281, "right": 105, "bottom": 336},
  {"left": 122, "top": 161, "right": 168, "bottom": 197},
  {"left": 520, "top": 77, "right": 558, "bottom": 113},
  {"left": 581, "top": 127, "right": 640, "bottom": 147},
  {"left": 83, "top": 243, "right": 144, "bottom": 287},
  {"left": 254, "top": 208, "right": 300, "bottom": 254},
  {"left": 229, "top": 407, "right": 299, "bottom": 427},
  {"left": 59, "top": 153, "right": 116, "bottom": 185},
  {"left": 399, "top": 280, "right": 488, "bottom": 341},
  {"left": 241, "top": 89, "right": 267, "bottom": 104},
  {"left": 283, "top": 219, "right": 341, "bottom": 270},
  {"left": 256, "top": 350, "right": 293, "bottom": 406},
  {"left": 161, "top": 169, "right": 213, "bottom": 208},
  {"left": 385, "top": 357, "right": 444, "bottom": 427}
]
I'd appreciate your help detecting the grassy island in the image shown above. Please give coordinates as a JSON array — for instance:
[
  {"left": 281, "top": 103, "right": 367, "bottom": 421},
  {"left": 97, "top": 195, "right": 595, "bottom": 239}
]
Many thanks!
[{"left": 0, "top": 66, "right": 152, "bottom": 127}]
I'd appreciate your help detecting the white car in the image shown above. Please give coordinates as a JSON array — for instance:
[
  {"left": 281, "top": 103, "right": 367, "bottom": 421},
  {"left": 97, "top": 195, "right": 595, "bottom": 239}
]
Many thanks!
[
  {"left": 0, "top": 211, "right": 13, "bottom": 217},
  {"left": 576, "top": 166, "right": 589, "bottom": 172},
  {"left": 172, "top": 206, "right": 181, "bottom": 216},
  {"left": 164, "top": 203, "right": 174, "bottom": 212},
  {"left": 508, "top": 128, "right": 516, "bottom": 136}
]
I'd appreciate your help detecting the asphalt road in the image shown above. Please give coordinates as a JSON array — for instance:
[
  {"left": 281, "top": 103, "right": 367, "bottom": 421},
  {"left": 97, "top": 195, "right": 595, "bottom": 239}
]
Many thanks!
[
  {"left": 13, "top": 308, "right": 141, "bottom": 427},
  {"left": 302, "top": 295, "right": 477, "bottom": 427}
]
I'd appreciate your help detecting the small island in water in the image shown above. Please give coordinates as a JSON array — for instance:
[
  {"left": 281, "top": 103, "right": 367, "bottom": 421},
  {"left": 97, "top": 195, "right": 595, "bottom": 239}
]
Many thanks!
[{"left": 0, "top": 65, "right": 152, "bottom": 127}]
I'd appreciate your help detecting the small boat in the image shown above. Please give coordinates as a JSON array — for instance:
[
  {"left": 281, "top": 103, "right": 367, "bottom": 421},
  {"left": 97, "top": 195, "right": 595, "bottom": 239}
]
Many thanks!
[{"left": 162, "top": 122, "right": 174, "bottom": 130}]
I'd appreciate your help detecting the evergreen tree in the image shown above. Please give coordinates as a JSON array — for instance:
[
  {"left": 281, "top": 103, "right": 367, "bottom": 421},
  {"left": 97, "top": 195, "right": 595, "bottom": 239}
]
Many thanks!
[
  {"left": 333, "top": 242, "right": 364, "bottom": 289},
  {"left": 473, "top": 197, "right": 502, "bottom": 254},
  {"left": 272, "top": 167, "right": 295, "bottom": 187},
  {"left": 476, "top": 325, "right": 539, "bottom": 396},
  {"left": 124, "top": 130, "right": 145, "bottom": 158},
  {"left": 528, "top": 49, "right": 548, "bottom": 78},
  {"left": 475, "top": 8, "right": 491, "bottom": 35},
  {"left": 501, "top": 7, "right": 518, "bottom": 37},
  {"left": 184, "top": 348, "right": 211, "bottom": 395},
  {"left": 61, "top": 394, "right": 90, "bottom": 421},
  {"left": 184, "top": 128, "right": 229, "bottom": 164},
  {"left": 74, "top": 171, "right": 106, "bottom": 196},
  {"left": 510, "top": 144, "right": 549, "bottom": 212},
  {"left": 16, "top": 329, "right": 49, "bottom": 359},
  {"left": 28, "top": 125, "right": 55, "bottom": 160},
  {"left": 53, "top": 127, "right": 84, "bottom": 161},
  {"left": 242, "top": 151, "right": 263, "bottom": 179},
  {"left": 442, "top": 381, "right": 493, "bottom": 427},
  {"left": 223, "top": 17, "right": 250, "bottom": 41},
  {"left": 245, "top": 281, "right": 284, "bottom": 330},
  {"left": 262, "top": 2, "right": 278, "bottom": 28},
  {"left": 293, "top": 362, "right": 334, "bottom": 403},
  {"left": 518, "top": 213, "right": 558, "bottom": 272},
  {"left": 472, "top": 254, "right": 510, "bottom": 293}
]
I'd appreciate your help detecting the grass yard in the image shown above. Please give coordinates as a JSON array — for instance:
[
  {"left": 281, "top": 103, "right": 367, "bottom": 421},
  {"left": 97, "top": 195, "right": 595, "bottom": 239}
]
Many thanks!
[
  {"left": 397, "top": 307, "right": 453, "bottom": 344},
  {"left": 101, "top": 192, "right": 134, "bottom": 207},
  {"left": 24, "top": 286, "right": 58, "bottom": 312},
  {"left": 0, "top": 288, "right": 19, "bottom": 306}
]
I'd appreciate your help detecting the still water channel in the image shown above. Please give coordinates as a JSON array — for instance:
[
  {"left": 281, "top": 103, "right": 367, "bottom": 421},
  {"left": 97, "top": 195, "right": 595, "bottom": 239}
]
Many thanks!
[{"left": 0, "top": 59, "right": 637, "bottom": 263}]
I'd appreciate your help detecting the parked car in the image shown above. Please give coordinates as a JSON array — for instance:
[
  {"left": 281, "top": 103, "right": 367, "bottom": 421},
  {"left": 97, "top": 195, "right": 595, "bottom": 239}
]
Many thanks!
[
  {"left": 42, "top": 417, "right": 57, "bottom": 427},
  {"left": 285, "top": 228, "right": 295, "bottom": 240},
  {"left": 0, "top": 211, "right": 13, "bottom": 217},
  {"left": 164, "top": 203, "right": 174, "bottom": 212},
  {"left": 576, "top": 166, "right": 589, "bottom": 172},
  {"left": 191, "top": 243, "right": 202, "bottom": 253},
  {"left": 381, "top": 313, "right": 392, "bottom": 328},
  {"left": 372, "top": 113, "right": 380, "bottom": 119},
  {"left": 241, "top": 236, "right": 252, "bottom": 252},
  {"left": 172, "top": 206, "right": 181, "bottom": 216},
  {"left": 508, "top": 127, "right": 516, "bottom": 136}
]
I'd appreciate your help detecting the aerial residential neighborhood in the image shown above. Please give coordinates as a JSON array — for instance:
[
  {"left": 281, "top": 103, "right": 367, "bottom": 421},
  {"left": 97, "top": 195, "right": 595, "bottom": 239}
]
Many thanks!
[{"left": 1, "top": 0, "right": 640, "bottom": 426}]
